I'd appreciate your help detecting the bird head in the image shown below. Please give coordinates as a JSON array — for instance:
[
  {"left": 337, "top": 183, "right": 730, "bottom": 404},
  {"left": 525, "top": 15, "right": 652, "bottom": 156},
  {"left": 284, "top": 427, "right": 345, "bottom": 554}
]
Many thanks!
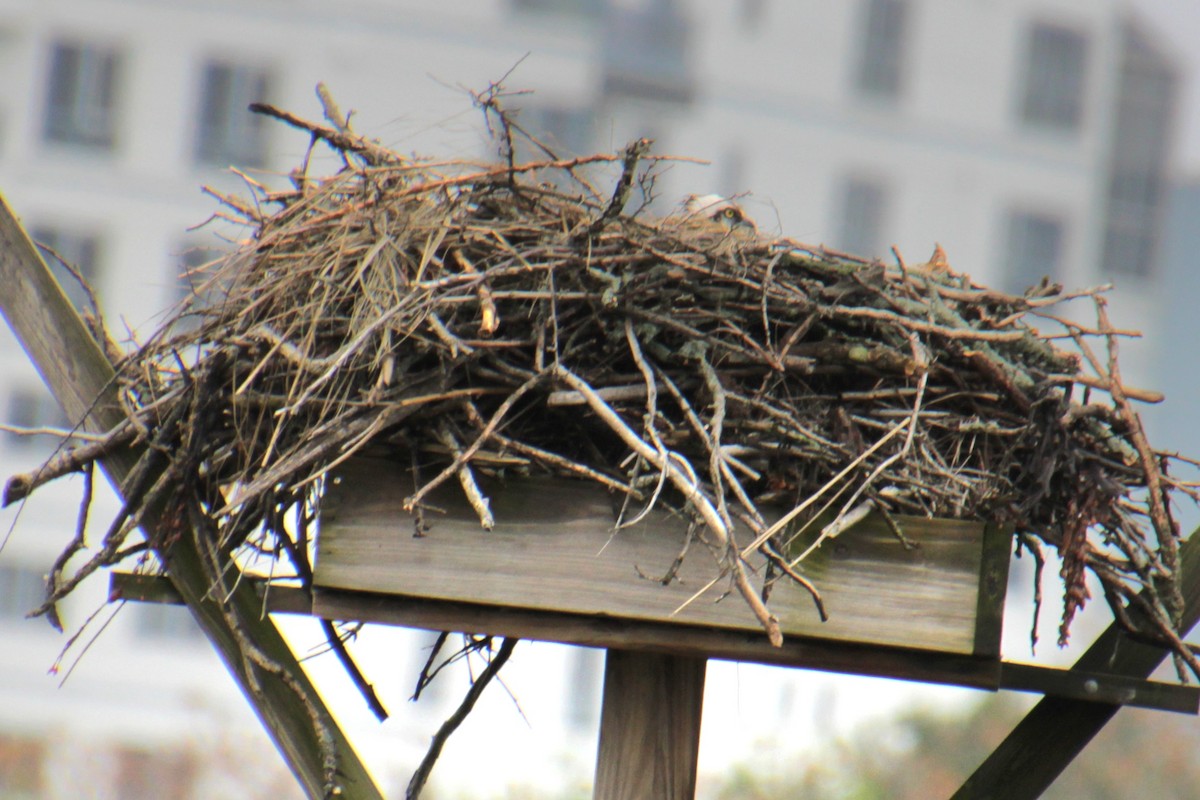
[{"left": 682, "top": 194, "right": 757, "bottom": 234}]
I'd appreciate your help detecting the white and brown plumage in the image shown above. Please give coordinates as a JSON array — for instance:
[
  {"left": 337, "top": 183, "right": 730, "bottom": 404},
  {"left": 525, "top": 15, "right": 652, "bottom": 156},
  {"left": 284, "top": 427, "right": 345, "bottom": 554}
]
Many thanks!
[
  {"left": 657, "top": 193, "right": 758, "bottom": 257},
  {"left": 668, "top": 194, "right": 759, "bottom": 256},
  {"left": 680, "top": 194, "right": 757, "bottom": 234}
]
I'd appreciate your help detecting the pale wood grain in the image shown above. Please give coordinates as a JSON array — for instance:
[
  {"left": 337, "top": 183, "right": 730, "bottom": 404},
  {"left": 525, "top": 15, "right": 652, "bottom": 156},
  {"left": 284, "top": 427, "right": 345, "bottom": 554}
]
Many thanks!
[
  {"left": 593, "top": 650, "right": 705, "bottom": 800},
  {"left": 115, "top": 573, "right": 1197, "bottom": 713},
  {"left": 316, "top": 456, "right": 1000, "bottom": 655},
  {"left": 311, "top": 587, "right": 1003, "bottom": 689}
]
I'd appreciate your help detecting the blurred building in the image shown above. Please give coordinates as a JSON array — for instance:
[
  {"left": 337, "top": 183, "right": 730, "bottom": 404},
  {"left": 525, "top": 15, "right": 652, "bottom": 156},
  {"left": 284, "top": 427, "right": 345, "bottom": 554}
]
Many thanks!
[
  {"left": 1148, "top": 179, "right": 1200, "bottom": 535},
  {"left": 0, "top": 1, "right": 1181, "bottom": 797}
]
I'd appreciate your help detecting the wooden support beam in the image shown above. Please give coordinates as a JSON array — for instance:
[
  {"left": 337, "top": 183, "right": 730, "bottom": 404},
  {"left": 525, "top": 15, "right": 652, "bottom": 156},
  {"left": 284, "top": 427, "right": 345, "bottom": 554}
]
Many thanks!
[
  {"left": 953, "top": 529, "right": 1200, "bottom": 799},
  {"left": 312, "top": 586, "right": 1002, "bottom": 691},
  {"left": 109, "top": 572, "right": 315, "bottom": 616},
  {"left": 0, "top": 193, "right": 382, "bottom": 800},
  {"left": 997, "top": 662, "right": 1198, "bottom": 714},
  {"left": 593, "top": 650, "right": 706, "bottom": 800},
  {"left": 116, "top": 572, "right": 1200, "bottom": 716}
]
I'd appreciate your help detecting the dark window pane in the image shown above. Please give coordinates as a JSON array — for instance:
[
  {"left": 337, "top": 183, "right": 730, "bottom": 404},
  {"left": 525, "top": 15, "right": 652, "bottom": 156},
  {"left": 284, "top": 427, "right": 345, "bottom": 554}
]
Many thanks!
[
  {"left": 0, "top": 563, "right": 46, "bottom": 620},
  {"left": 195, "top": 62, "right": 272, "bottom": 168},
  {"left": 30, "top": 226, "right": 101, "bottom": 311},
  {"left": 601, "top": 2, "right": 694, "bottom": 103},
  {"left": 511, "top": 0, "right": 603, "bottom": 15},
  {"left": 837, "top": 176, "right": 888, "bottom": 258},
  {"left": 1019, "top": 23, "right": 1089, "bottom": 131},
  {"left": 1100, "top": 20, "right": 1179, "bottom": 277},
  {"left": 132, "top": 602, "right": 203, "bottom": 643},
  {"left": 511, "top": 104, "right": 598, "bottom": 190},
  {"left": 3, "top": 386, "right": 69, "bottom": 449},
  {"left": 856, "top": 0, "right": 908, "bottom": 99},
  {"left": 1003, "top": 209, "right": 1064, "bottom": 292},
  {"left": 42, "top": 41, "right": 120, "bottom": 149}
]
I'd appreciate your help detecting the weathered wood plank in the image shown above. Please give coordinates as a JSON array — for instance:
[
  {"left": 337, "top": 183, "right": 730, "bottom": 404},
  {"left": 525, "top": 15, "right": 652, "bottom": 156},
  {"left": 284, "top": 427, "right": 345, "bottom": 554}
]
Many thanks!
[
  {"left": 109, "top": 572, "right": 315, "bottom": 616},
  {"left": 311, "top": 588, "right": 1003, "bottom": 690},
  {"left": 316, "top": 456, "right": 1000, "bottom": 656},
  {"left": 973, "top": 522, "right": 1013, "bottom": 659},
  {"left": 0, "top": 193, "right": 382, "bottom": 800},
  {"left": 997, "top": 662, "right": 1198, "bottom": 714},
  {"left": 593, "top": 650, "right": 706, "bottom": 800},
  {"left": 115, "top": 573, "right": 1200, "bottom": 714}
]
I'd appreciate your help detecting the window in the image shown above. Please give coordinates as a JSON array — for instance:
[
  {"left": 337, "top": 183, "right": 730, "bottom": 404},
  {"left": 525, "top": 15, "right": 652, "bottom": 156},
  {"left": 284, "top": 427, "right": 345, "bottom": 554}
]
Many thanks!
[
  {"left": 1099, "top": 19, "right": 1179, "bottom": 277},
  {"left": 42, "top": 40, "right": 120, "bottom": 149},
  {"left": 1018, "top": 22, "right": 1089, "bottom": 131},
  {"left": 1102, "top": 169, "right": 1161, "bottom": 276},
  {"left": 855, "top": 0, "right": 909, "bottom": 99},
  {"left": 30, "top": 225, "right": 101, "bottom": 312},
  {"left": 511, "top": 0, "right": 603, "bottom": 15},
  {"left": 1003, "top": 209, "right": 1064, "bottom": 293},
  {"left": 511, "top": 104, "right": 595, "bottom": 190},
  {"left": 4, "top": 386, "right": 69, "bottom": 448},
  {"left": 602, "top": 1, "right": 694, "bottom": 103},
  {"left": 718, "top": 147, "right": 747, "bottom": 199},
  {"left": 195, "top": 61, "right": 272, "bottom": 168},
  {"left": 836, "top": 176, "right": 888, "bottom": 258},
  {"left": 0, "top": 563, "right": 45, "bottom": 621},
  {"left": 518, "top": 105, "right": 594, "bottom": 157},
  {"left": 169, "top": 243, "right": 224, "bottom": 332},
  {"left": 740, "top": 0, "right": 767, "bottom": 30},
  {"left": 132, "top": 602, "right": 203, "bottom": 643}
]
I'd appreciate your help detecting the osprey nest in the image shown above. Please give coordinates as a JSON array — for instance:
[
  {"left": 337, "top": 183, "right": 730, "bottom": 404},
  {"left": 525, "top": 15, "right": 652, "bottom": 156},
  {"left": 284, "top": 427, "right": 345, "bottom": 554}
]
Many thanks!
[{"left": 12, "top": 95, "right": 1199, "bottom": 677}]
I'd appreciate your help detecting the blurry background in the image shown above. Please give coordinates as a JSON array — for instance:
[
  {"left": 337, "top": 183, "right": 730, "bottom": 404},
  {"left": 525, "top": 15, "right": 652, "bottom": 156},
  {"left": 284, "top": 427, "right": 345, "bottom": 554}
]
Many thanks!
[{"left": 1, "top": 0, "right": 1199, "bottom": 797}]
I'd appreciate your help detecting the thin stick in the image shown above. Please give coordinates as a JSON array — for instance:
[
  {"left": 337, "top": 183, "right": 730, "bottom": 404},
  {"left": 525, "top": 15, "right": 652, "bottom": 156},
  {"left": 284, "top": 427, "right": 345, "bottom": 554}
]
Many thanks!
[
  {"left": 406, "top": 638, "right": 518, "bottom": 799},
  {"left": 404, "top": 371, "right": 547, "bottom": 513},
  {"left": 740, "top": 421, "right": 909, "bottom": 558},
  {"left": 554, "top": 364, "right": 782, "bottom": 645}
]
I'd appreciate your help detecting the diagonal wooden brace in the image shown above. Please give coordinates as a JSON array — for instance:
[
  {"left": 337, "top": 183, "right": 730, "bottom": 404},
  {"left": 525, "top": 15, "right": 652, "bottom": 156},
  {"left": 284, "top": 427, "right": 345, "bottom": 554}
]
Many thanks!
[
  {"left": 954, "top": 529, "right": 1200, "bottom": 799},
  {"left": 0, "top": 192, "right": 382, "bottom": 800}
]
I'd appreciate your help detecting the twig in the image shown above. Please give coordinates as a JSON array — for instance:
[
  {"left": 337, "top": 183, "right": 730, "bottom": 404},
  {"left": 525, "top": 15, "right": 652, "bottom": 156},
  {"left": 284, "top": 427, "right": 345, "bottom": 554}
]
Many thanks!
[
  {"left": 1046, "top": 373, "right": 1164, "bottom": 404},
  {"left": 3, "top": 420, "right": 135, "bottom": 506},
  {"left": 406, "top": 637, "right": 518, "bottom": 799},
  {"left": 587, "top": 137, "right": 653, "bottom": 236},
  {"left": 404, "top": 371, "right": 546, "bottom": 514},
  {"left": 547, "top": 383, "right": 649, "bottom": 407},
  {"left": 434, "top": 422, "right": 494, "bottom": 529},
  {"left": 250, "top": 101, "right": 398, "bottom": 167},
  {"left": 554, "top": 364, "right": 783, "bottom": 645},
  {"left": 42, "top": 462, "right": 95, "bottom": 630},
  {"left": 1096, "top": 298, "right": 1182, "bottom": 623}
]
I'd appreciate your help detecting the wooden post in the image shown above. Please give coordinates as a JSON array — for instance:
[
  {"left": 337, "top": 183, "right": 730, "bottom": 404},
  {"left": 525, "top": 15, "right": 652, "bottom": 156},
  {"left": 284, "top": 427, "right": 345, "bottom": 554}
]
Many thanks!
[
  {"left": 593, "top": 650, "right": 707, "bottom": 800},
  {"left": 0, "top": 193, "right": 383, "bottom": 800}
]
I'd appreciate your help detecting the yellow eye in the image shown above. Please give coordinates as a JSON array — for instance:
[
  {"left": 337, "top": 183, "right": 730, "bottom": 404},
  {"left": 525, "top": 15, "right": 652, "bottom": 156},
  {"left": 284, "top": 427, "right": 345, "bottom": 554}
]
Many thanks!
[{"left": 723, "top": 208, "right": 737, "bottom": 219}]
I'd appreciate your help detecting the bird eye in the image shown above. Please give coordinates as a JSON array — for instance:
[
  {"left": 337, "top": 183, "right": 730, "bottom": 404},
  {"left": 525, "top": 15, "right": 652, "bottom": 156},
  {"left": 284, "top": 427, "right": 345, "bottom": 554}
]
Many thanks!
[{"left": 723, "top": 208, "right": 737, "bottom": 219}]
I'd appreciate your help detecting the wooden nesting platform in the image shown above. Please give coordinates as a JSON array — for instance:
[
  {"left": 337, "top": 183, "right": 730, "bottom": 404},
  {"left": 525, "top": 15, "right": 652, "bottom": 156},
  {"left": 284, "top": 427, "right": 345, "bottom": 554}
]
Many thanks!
[
  {"left": 311, "top": 455, "right": 1011, "bottom": 688},
  {"left": 112, "top": 453, "right": 1199, "bottom": 713},
  {"left": 106, "top": 454, "right": 1200, "bottom": 800}
]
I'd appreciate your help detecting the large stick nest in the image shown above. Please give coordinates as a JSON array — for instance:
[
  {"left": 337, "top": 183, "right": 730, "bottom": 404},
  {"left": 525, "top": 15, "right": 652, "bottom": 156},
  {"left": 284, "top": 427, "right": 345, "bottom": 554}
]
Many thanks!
[{"left": 13, "top": 94, "right": 1199, "bottom": 675}]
